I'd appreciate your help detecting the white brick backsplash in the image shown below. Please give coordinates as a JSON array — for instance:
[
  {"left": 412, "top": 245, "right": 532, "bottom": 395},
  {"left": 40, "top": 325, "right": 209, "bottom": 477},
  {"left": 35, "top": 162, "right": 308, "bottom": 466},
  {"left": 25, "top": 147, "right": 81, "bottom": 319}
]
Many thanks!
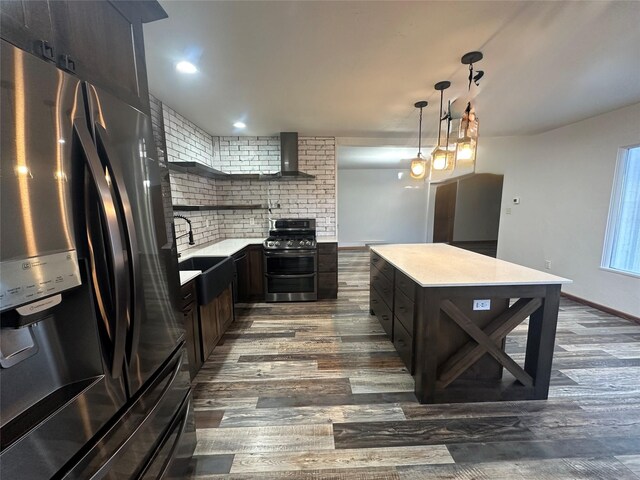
[
  {"left": 162, "top": 102, "right": 216, "bottom": 166},
  {"left": 150, "top": 94, "right": 336, "bottom": 253}
]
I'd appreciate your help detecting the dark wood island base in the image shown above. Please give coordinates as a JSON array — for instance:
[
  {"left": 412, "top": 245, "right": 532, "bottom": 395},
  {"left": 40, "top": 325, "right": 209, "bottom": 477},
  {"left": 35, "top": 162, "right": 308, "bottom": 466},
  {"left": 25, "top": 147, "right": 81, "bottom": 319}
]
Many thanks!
[{"left": 370, "top": 245, "right": 570, "bottom": 404}]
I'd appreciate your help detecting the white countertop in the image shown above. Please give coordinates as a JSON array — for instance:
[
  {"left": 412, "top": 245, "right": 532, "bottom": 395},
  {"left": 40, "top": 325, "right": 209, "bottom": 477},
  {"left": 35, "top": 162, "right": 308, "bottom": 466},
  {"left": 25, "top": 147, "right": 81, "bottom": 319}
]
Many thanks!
[
  {"left": 371, "top": 244, "right": 572, "bottom": 288},
  {"left": 317, "top": 236, "right": 338, "bottom": 243},
  {"left": 180, "top": 236, "right": 338, "bottom": 260},
  {"left": 179, "top": 270, "right": 201, "bottom": 286},
  {"left": 181, "top": 238, "right": 266, "bottom": 259}
]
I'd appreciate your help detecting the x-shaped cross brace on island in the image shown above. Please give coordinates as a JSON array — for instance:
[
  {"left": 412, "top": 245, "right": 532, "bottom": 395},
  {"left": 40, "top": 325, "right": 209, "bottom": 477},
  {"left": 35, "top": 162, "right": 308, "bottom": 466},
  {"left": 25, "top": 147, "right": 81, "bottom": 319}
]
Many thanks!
[{"left": 436, "top": 297, "right": 543, "bottom": 389}]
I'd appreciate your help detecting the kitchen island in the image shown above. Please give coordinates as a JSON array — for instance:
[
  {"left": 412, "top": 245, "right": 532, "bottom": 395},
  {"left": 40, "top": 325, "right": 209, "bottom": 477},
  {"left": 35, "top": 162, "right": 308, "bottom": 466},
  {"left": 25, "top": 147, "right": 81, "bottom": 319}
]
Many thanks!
[{"left": 370, "top": 244, "right": 571, "bottom": 404}]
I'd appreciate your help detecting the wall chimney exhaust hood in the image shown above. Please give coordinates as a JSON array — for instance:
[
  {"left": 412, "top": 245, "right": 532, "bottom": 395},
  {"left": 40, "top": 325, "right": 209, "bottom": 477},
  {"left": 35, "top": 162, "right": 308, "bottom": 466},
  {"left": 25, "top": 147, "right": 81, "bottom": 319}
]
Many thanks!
[{"left": 260, "top": 132, "right": 314, "bottom": 179}]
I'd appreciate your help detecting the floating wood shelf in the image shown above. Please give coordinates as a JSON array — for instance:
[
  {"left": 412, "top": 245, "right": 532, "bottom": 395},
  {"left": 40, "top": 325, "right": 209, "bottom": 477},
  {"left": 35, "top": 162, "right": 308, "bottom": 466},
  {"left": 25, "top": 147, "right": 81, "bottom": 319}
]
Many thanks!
[
  {"left": 172, "top": 204, "right": 267, "bottom": 211},
  {"left": 167, "top": 162, "right": 229, "bottom": 179},
  {"left": 167, "top": 162, "right": 314, "bottom": 180}
]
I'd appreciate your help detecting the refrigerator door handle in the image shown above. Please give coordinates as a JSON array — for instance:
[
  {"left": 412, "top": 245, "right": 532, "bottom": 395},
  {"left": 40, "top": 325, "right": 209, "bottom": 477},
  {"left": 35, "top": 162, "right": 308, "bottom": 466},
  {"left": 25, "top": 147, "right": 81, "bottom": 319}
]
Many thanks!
[
  {"left": 74, "top": 119, "right": 128, "bottom": 379},
  {"left": 140, "top": 394, "right": 192, "bottom": 479},
  {"left": 94, "top": 123, "right": 143, "bottom": 366}
]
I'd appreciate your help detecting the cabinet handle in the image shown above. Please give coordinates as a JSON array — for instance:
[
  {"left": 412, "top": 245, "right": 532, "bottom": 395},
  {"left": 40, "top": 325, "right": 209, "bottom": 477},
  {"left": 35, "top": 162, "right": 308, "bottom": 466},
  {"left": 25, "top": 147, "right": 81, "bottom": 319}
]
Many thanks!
[
  {"left": 59, "top": 54, "right": 76, "bottom": 73},
  {"left": 182, "top": 292, "right": 193, "bottom": 301},
  {"left": 39, "top": 40, "right": 55, "bottom": 61}
]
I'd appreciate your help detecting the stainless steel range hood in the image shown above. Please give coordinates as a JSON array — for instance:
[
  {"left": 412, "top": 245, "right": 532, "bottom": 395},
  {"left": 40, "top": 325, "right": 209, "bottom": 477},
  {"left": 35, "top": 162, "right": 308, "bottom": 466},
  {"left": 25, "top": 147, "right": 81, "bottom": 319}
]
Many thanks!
[{"left": 261, "top": 132, "right": 314, "bottom": 179}]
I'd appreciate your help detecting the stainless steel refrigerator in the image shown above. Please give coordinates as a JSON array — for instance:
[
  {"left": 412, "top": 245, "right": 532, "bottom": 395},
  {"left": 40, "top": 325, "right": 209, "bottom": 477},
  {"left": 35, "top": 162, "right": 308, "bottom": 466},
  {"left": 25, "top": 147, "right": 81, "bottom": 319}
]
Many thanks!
[{"left": 0, "top": 39, "right": 195, "bottom": 478}]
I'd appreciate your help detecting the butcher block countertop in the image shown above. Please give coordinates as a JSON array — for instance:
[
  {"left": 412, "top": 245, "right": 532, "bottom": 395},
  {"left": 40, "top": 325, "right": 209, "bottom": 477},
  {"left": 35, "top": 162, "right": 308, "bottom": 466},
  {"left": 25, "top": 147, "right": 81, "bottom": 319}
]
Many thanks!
[{"left": 370, "top": 244, "right": 572, "bottom": 288}]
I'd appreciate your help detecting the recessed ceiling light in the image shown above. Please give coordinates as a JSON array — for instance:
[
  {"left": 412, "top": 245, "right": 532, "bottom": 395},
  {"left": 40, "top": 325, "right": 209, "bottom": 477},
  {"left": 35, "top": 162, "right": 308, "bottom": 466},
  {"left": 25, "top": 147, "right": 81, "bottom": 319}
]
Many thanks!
[
  {"left": 176, "top": 61, "right": 198, "bottom": 74},
  {"left": 233, "top": 121, "right": 246, "bottom": 129}
]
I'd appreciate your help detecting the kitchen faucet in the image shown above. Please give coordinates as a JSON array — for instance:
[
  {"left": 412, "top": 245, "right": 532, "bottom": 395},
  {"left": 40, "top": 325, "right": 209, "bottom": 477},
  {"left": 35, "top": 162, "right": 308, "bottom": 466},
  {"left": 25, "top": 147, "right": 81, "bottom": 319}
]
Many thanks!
[{"left": 173, "top": 215, "right": 195, "bottom": 245}]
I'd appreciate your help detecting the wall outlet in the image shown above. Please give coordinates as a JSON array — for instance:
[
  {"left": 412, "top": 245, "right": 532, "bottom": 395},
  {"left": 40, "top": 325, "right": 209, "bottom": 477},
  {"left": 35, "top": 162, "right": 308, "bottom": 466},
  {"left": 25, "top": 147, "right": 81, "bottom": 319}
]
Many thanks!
[
  {"left": 505, "top": 207, "right": 512, "bottom": 215},
  {"left": 473, "top": 299, "right": 491, "bottom": 311},
  {"left": 545, "top": 260, "right": 551, "bottom": 270},
  {"left": 249, "top": 217, "right": 255, "bottom": 226}
]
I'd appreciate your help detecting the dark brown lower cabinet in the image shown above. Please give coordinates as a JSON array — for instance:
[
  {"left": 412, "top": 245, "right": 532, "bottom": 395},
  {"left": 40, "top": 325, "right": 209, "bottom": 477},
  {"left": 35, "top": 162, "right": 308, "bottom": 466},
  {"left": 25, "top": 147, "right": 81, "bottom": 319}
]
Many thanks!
[
  {"left": 199, "top": 284, "right": 234, "bottom": 362},
  {"left": 234, "top": 245, "right": 264, "bottom": 303},
  {"left": 318, "top": 242, "right": 338, "bottom": 299},
  {"left": 247, "top": 245, "right": 264, "bottom": 301}
]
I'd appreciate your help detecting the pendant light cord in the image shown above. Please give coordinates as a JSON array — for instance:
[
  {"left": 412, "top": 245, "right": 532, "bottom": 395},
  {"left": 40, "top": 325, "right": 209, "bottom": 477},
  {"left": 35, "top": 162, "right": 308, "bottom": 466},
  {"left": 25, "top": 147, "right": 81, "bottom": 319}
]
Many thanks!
[
  {"left": 418, "top": 106, "right": 423, "bottom": 157},
  {"left": 445, "top": 100, "right": 451, "bottom": 148},
  {"left": 437, "top": 89, "right": 444, "bottom": 147}
]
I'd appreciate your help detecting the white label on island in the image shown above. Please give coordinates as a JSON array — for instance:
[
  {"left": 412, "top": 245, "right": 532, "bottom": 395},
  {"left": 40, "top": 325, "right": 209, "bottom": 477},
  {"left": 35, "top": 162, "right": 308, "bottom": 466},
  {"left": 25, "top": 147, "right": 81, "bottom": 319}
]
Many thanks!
[{"left": 473, "top": 299, "right": 491, "bottom": 311}]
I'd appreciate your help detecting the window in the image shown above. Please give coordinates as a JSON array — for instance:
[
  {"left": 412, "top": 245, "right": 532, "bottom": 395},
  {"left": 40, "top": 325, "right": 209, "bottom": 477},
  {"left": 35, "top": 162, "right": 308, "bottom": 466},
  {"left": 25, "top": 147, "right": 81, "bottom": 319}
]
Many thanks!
[{"left": 602, "top": 145, "right": 640, "bottom": 276}]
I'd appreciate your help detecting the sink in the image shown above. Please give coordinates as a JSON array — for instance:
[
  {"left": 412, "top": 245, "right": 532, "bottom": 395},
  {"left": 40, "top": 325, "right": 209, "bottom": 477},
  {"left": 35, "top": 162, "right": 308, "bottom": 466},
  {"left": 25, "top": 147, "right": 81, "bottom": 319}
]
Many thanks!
[{"left": 178, "top": 256, "right": 234, "bottom": 305}]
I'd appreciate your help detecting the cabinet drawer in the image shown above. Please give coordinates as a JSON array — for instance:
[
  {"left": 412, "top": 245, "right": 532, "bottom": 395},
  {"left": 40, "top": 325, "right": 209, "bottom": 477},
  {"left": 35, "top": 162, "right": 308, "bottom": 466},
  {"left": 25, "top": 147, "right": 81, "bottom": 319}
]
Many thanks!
[
  {"left": 318, "top": 254, "right": 337, "bottom": 273},
  {"left": 371, "top": 266, "right": 393, "bottom": 309},
  {"left": 393, "top": 317, "right": 414, "bottom": 373},
  {"left": 394, "top": 288, "right": 415, "bottom": 334},
  {"left": 370, "top": 252, "right": 395, "bottom": 281},
  {"left": 370, "top": 287, "right": 393, "bottom": 339},
  {"left": 179, "top": 280, "right": 197, "bottom": 310},
  {"left": 318, "top": 243, "right": 337, "bottom": 254},
  {"left": 395, "top": 270, "right": 416, "bottom": 302}
]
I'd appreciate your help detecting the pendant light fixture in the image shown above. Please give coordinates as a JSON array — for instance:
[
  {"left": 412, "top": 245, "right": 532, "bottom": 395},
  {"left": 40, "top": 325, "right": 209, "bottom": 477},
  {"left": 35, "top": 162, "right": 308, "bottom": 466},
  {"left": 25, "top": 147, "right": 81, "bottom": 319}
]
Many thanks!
[
  {"left": 455, "top": 51, "right": 482, "bottom": 173},
  {"left": 409, "top": 100, "right": 428, "bottom": 179},
  {"left": 430, "top": 81, "right": 456, "bottom": 183}
]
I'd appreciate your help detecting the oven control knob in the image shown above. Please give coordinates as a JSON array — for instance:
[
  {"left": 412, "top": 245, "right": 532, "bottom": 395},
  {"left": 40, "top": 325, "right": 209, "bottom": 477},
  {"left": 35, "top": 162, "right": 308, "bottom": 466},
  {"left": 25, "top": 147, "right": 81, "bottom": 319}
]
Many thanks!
[
  {"left": 267, "top": 241, "right": 274, "bottom": 247},
  {"left": 275, "top": 241, "right": 281, "bottom": 247},
  {"left": 287, "top": 240, "right": 293, "bottom": 247}
]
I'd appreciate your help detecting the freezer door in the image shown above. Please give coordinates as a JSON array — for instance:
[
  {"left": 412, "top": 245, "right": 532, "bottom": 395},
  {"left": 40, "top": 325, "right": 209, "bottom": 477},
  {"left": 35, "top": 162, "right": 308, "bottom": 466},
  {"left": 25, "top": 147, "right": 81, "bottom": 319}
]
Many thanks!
[
  {"left": 0, "top": 38, "right": 82, "bottom": 313},
  {"left": 61, "top": 348, "right": 194, "bottom": 480},
  {"left": 85, "top": 84, "right": 183, "bottom": 396}
]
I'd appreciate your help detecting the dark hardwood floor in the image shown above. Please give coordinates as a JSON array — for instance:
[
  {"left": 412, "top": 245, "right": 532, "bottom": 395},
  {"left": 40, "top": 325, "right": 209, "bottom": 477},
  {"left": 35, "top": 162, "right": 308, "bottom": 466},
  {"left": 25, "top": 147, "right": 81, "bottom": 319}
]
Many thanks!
[{"left": 189, "top": 250, "right": 640, "bottom": 479}]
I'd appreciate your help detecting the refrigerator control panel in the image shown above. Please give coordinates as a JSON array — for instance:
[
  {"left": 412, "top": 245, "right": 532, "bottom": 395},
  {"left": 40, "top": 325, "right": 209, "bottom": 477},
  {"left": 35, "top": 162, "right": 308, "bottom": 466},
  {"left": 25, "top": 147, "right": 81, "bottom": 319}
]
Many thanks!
[{"left": 0, "top": 251, "right": 82, "bottom": 312}]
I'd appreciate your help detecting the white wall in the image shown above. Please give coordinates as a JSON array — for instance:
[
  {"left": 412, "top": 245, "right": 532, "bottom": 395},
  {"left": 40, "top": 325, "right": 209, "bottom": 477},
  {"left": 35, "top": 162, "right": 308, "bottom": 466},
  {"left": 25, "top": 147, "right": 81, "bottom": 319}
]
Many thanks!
[
  {"left": 338, "top": 169, "right": 429, "bottom": 246},
  {"left": 481, "top": 103, "right": 640, "bottom": 317}
]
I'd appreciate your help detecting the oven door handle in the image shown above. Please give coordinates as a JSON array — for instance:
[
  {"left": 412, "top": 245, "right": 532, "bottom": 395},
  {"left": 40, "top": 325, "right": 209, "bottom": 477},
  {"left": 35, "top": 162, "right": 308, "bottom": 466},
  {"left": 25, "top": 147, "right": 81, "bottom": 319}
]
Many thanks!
[
  {"left": 265, "top": 273, "right": 316, "bottom": 279},
  {"left": 264, "top": 250, "right": 317, "bottom": 257}
]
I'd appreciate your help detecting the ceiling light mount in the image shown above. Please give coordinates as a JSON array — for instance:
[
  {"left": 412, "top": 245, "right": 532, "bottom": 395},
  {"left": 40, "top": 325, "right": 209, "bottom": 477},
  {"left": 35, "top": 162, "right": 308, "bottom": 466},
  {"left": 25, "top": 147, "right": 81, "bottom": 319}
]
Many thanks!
[
  {"left": 434, "top": 81, "right": 451, "bottom": 91},
  {"left": 461, "top": 51, "right": 484, "bottom": 90},
  {"left": 461, "top": 51, "right": 483, "bottom": 65},
  {"left": 414, "top": 100, "right": 428, "bottom": 109}
]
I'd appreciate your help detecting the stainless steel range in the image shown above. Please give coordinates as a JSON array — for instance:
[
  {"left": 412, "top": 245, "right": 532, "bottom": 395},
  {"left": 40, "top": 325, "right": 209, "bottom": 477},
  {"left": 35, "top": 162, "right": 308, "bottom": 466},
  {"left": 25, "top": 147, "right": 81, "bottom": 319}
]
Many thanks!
[{"left": 264, "top": 219, "right": 317, "bottom": 302}]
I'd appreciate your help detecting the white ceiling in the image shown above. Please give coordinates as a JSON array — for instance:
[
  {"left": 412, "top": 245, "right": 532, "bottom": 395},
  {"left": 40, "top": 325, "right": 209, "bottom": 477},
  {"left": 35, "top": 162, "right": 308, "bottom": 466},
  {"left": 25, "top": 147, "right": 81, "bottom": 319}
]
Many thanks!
[{"left": 144, "top": 0, "right": 640, "bottom": 147}]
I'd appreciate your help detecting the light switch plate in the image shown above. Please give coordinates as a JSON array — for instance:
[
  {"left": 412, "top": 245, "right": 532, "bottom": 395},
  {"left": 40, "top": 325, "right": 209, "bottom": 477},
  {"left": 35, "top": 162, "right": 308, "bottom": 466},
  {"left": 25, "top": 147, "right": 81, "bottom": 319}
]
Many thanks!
[{"left": 473, "top": 299, "right": 491, "bottom": 311}]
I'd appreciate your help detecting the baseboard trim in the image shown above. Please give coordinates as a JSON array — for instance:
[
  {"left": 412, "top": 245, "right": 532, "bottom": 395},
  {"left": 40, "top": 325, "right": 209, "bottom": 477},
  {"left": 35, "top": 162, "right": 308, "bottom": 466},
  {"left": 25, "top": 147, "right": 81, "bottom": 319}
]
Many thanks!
[{"left": 561, "top": 292, "right": 640, "bottom": 325}]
